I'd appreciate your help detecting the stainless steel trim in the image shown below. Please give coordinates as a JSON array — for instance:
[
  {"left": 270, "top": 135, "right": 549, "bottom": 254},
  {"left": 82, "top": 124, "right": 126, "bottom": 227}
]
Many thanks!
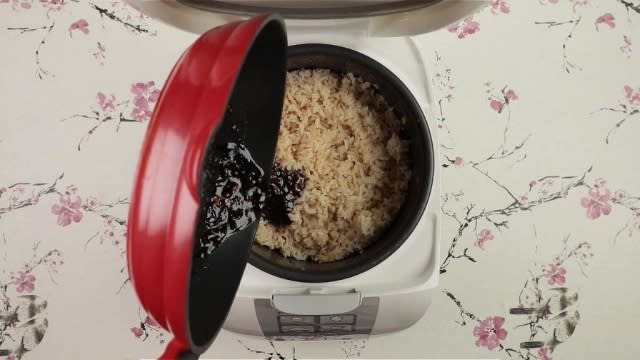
[{"left": 177, "top": 0, "right": 446, "bottom": 19}]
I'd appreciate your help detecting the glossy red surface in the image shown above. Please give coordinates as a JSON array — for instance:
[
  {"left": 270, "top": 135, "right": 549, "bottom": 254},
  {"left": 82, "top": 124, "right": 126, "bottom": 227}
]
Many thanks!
[{"left": 127, "top": 14, "right": 277, "bottom": 359}]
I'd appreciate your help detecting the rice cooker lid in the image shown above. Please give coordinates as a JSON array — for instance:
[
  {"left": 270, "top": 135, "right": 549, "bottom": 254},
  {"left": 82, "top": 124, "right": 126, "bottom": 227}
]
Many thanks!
[
  {"left": 126, "top": 0, "right": 489, "bottom": 37},
  {"left": 127, "top": 14, "right": 287, "bottom": 357}
]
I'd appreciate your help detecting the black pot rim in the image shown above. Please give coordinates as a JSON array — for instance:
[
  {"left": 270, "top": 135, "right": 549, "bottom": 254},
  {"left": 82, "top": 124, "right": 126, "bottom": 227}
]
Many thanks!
[{"left": 248, "top": 43, "right": 433, "bottom": 283}]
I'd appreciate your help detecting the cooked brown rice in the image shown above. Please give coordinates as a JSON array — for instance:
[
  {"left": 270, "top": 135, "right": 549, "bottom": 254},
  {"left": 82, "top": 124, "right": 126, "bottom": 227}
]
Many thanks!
[{"left": 255, "top": 69, "right": 411, "bottom": 262}]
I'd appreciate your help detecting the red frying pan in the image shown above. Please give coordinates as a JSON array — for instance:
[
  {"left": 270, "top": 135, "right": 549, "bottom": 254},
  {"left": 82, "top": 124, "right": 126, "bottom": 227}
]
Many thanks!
[{"left": 126, "top": 14, "right": 287, "bottom": 359}]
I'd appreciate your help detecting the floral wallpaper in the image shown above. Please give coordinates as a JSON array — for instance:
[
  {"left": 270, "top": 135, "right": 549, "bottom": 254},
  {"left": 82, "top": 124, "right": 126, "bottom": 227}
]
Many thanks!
[{"left": 1, "top": 0, "right": 639, "bottom": 359}]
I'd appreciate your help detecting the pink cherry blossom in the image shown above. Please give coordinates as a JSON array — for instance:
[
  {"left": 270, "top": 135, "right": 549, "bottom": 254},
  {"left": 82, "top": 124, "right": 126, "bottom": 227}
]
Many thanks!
[
  {"left": 490, "top": 0, "right": 510, "bottom": 14},
  {"left": 40, "top": 0, "right": 65, "bottom": 16},
  {"left": 130, "top": 327, "right": 144, "bottom": 338},
  {"left": 529, "top": 180, "right": 537, "bottom": 188},
  {"left": 490, "top": 99, "right": 505, "bottom": 113},
  {"left": 144, "top": 315, "right": 159, "bottom": 327},
  {"left": 595, "top": 13, "right": 615, "bottom": 30},
  {"left": 473, "top": 316, "right": 507, "bottom": 351},
  {"left": 624, "top": 85, "right": 640, "bottom": 105},
  {"left": 448, "top": 17, "right": 480, "bottom": 39},
  {"left": 51, "top": 193, "right": 83, "bottom": 226},
  {"left": 581, "top": 187, "right": 612, "bottom": 220},
  {"left": 131, "top": 81, "right": 150, "bottom": 95},
  {"left": 505, "top": 89, "right": 518, "bottom": 101},
  {"left": 11, "top": 271, "right": 36, "bottom": 293},
  {"left": 520, "top": 196, "right": 529, "bottom": 205},
  {"left": 130, "top": 81, "right": 161, "bottom": 121},
  {"left": 571, "top": 0, "right": 588, "bottom": 12},
  {"left": 85, "top": 196, "right": 99, "bottom": 209},
  {"left": 538, "top": 347, "right": 553, "bottom": 360},
  {"left": 96, "top": 92, "right": 116, "bottom": 112},
  {"left": 614, "top": 190, "right": 627, "bottom": 201},
  {"left": 0, "top": 0, "right": 35, "bottom": 10},
  {"left": 475, "top": 229, "right": 494, "bottom": 249},
  {"left": 453, "top": 156, "right": 464, "bottom": 166},
  {"left": 69, "top": 19, "right": 89, "bottom": 37},
  {"left": 543, "top": 264, "right": 567, "bottom": 285}
]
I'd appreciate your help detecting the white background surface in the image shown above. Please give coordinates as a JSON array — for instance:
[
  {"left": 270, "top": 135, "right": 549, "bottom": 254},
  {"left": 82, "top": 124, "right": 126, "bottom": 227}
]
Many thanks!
[{"left": 1, "top": 1, "right": 640, "bottom": 359}]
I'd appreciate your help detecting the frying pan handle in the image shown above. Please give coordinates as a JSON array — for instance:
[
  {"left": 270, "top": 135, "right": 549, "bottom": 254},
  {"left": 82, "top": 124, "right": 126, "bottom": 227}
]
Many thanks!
[{"left": 159, "top": 338, "right": 199, "bottom": 360}]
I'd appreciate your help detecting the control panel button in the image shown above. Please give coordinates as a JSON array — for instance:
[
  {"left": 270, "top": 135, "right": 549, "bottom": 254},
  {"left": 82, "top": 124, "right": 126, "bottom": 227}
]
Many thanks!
[
  {"left": 279, "top": 315, "right": 315, "bottom": 325},
  {"left": 318, "top": 324, "right": 353, "bottom": 332},
  {"left": 281, "top": 325, "right": 315, "bottom": 333},
  {"left": 319, "top": 314, "right": 355, "bottom": 324}
]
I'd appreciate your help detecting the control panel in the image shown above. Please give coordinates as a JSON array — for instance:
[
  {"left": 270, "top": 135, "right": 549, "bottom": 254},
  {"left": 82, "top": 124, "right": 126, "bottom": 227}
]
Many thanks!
[{"left": 255, "top": 297, "right": 379, "bottom": 337}]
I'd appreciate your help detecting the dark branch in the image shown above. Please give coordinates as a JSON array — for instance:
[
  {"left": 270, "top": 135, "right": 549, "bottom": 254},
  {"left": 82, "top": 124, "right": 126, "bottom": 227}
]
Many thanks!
[
  {"left": 617, "top": 0, "right": 640, "bottom": 14},
  {"left": 443, "top": 290, "right": 480, "bottom": 326},
  {"left": 451, "top": 248, "right": 477, "bottom": 263},
  {"left": 76, "top": 115, "right": 113, "bottom": 151},
  {"left": 606, "top": 109, "right": 640, "bottom": 144},
  {"left": 440, "top": 167, "right": 592, "bottom": 273},
  {"left": 237, "top": 340, "right": 294, "bottom": 360},
  {"left": 89, "top": 3, "right": 150, "bottom": 34},
  {"left": 0, "top": 173, "right": 63, "bottom": 216},
  {"left": 591, "top": 105, "right": 628, "bottom": 115},
  {"left": 561, "top": 17, "right": 583, "bottom": 73},
  {"left": 471, "top": 164, "right": 521, "bottom": 204},
  {"left": 534, "top": 19, "right": 580, "bottom": 28},
  {"left": 116, "top": 112, "right": 138, "bottom": 132},
  {"left": 35, "top": 22, "right": 56, "bottom": 79},
  {"left": 535, "top": 17, "right": 582, "bottom": 73},
  {"left": 117, "top": 278, "right": 130, "bottom": 294},
  {"left": 6, "top": 25, "right": 49, "bottom": 34},
  {"left": 83, "top": 198, "right": 128, "bottom": 226},
  {"left": 61, "top": 114, "right": 99, "bottom": 122},
  {"left": 84, "top": 231, "right": 100, "bottom": 251}
]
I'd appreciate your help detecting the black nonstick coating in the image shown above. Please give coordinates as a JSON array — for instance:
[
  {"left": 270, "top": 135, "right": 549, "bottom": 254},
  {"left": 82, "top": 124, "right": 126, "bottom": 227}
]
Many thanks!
[
  {"left": 248, "top": 44, "right": 433, "bottom": 283},
  {"left": 186, "top": 18, "right": 287, "bottom": 354}
]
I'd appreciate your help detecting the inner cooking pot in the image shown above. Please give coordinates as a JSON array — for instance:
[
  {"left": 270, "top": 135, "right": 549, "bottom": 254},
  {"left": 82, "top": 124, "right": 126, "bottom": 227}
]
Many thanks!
[{"left": 248, "top": 44, "right": 433, "bottom": 283}]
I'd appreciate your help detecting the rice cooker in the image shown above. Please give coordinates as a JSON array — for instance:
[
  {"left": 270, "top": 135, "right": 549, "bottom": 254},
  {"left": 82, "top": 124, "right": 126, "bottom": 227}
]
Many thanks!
[{"left": 125, "top": 1, "right": 488, "bottom": 358}]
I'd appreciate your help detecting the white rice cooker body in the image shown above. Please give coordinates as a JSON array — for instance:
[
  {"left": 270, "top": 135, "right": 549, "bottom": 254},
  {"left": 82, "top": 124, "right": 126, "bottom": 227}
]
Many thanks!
[{"left": 226, "top": 27, "right": 442, "bottom": 339}]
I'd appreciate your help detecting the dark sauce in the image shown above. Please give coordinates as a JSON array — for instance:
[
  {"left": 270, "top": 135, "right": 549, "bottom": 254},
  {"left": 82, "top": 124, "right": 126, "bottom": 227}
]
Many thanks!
[
  {"left": 197, "top": 142, "right": 264, "bottom": 258},
  {"left": 262, "top": 162, "right": 306, "bottom": 226},
  {"left": 196, "top": 114, "right": 307, "bottom": 260}
]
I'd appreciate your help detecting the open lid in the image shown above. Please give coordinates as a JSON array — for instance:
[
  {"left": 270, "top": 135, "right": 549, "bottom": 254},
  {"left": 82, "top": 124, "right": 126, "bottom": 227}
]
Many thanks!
[
  {"left": 127, "top": 0, "right": 489, "bottom": 37},
  {"left": 127, "top": 14, "right": 287, "bottom": 359}
]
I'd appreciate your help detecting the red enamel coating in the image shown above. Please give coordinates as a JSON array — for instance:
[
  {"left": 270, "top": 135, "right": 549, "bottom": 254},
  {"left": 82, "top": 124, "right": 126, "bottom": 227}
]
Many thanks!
[{"left": 127, "top": 14, "right": 275, "bottom": 358}]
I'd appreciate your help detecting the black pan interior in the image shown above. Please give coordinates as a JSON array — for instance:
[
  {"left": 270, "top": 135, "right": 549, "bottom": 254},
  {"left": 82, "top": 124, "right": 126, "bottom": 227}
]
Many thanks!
[
  {"left": 248, "top": 44, "right": 433, "bottom": 283},
  {"left": 186, "top": 18, "right": 287, "bottom": 352}
]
